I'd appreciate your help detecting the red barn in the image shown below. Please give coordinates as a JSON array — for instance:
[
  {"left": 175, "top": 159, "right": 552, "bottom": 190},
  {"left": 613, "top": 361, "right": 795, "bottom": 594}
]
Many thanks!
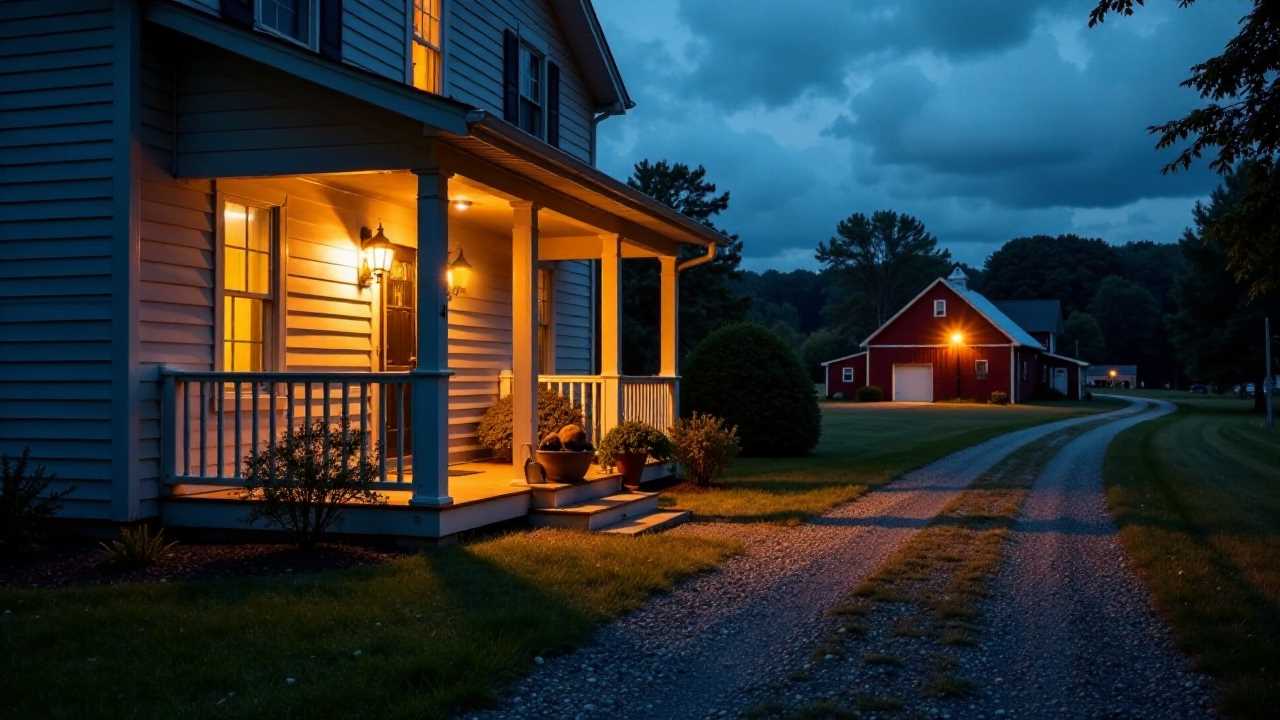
[{"left": 822, "top": 268, "right": 1088, "bottom": 403}]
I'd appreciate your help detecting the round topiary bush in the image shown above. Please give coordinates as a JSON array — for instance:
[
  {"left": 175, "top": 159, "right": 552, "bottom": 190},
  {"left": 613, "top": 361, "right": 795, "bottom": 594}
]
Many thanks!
[
  {"left": 682, "top": 322, "right": 821, "bottom": 456},
  {"left": 477, "top": 388, "right": 584, "bottom": 461}
]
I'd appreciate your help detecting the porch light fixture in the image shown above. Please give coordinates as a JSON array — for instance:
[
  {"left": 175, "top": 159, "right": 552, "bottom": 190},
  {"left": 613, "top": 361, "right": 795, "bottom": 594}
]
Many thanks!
[
  {"left": 447, "top": 246, "right": 472, "bottom": 299},
  {"left": 358, "top": 223, "right": 396, "bottom": 288},
  {"left": 452, "top": 199, "right": 473, "bottom": 212}
]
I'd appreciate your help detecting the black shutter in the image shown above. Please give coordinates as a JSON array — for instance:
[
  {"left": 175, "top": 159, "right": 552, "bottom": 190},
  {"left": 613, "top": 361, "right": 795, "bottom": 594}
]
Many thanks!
[
  {"left": 220, "top": 0, "right": 254, "bottom": 28},
  {"left": 546, "top": 61, "right": 560, "bottom": 147},
  {"left": 319, "top": 0, "right": 343, "bottom": 61},
  {"left": 502, "top": 29, "right": 520, "bottom": 123}
]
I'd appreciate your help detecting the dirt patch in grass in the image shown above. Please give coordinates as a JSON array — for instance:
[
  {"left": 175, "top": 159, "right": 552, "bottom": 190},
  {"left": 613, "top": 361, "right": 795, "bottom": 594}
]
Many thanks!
[
  {"left": 0, "top": 529, "right": 739, "bottom": 720},
  {"left": 749, "top": 422, "right": 1100, "bottom": 718},
  {"left": 1105, "top": 397, "right": 1280, "bottom": 718}
]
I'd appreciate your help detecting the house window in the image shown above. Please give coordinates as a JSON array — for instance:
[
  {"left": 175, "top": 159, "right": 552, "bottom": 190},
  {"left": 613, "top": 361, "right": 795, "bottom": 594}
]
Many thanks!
[
  {"left": 975, "top": 359, "right": 989, "bottom": 380},
  {"left": 222, "top": 201, "right": 276, "bottom": 371},
  {"left": 258, "top": 0, "right": 315, "bottom": 47},
  {"left": 411, "top": 0, "right": 442, "bottom": 93},
  {"left": 537, "top": 267, "right": 553, "bottom": 371},
  {"left": 518, "top": 43, "right": 544, "bottom": 138},
  {"left": 933, "top": 299, "right": 946, "bottom": 317},
  {"left": 842, "top": 367, "right": 855, "bottom": 383}
]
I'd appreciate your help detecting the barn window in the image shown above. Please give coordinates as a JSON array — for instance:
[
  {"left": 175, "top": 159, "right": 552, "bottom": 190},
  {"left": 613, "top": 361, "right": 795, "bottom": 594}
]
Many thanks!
[
  {"left": 411, "top": 0, "right": 443, "bottom": 93},
  {"left": 842, "top": 367, "right": 855, "bottom": 383},
  {"left": 220, "top": 200, "right": 277, "bottom": 372},
  {"left": 975, "top": 359, "right": 989, "bottom": 380},
  {"left": 933, "top": 299, "right": 946, "bottom": 317}
]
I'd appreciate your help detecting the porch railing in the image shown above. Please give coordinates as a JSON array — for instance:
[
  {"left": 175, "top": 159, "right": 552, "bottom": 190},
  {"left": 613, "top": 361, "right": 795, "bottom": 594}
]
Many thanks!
[
  {"left": 504, "top": 373, "right": 679, "bottom": 441},
  {"left": 159, "top": 370, "right": 416, "bottom": 489}
]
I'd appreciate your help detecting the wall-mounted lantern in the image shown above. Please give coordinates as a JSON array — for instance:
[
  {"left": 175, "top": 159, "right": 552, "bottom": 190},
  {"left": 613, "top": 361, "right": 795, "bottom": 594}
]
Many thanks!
[
  {"left": 358, "top": 223, "right": 396, "bottom": 288},
  {"left": 452, "top": 199, "right": 473, "bottom": 212},
  {"left": 447, "top": 246, "right": 472, "bottom": 299}
]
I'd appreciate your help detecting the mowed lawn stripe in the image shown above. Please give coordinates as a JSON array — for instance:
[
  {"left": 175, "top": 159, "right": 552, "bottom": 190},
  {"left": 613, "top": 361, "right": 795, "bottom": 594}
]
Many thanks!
[{"left": 665, "top": 400, "right": 1122, "bottom": 523}]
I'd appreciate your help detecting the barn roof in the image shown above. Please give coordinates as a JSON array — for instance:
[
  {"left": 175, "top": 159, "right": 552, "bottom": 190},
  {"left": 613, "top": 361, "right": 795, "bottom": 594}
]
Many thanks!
[
  {"left": 994, "top": 300, "right": 1064, "bottom": 336},
  {"left": 820, "top": 351, "right": 867, "bottom": 366},
  {"left": 860, "top": 274, "right": 1046, "bottom": 349}
]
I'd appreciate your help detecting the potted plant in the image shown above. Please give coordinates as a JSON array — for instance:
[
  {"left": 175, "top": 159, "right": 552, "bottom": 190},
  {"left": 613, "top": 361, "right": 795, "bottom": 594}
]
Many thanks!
[
  {"left": 532, "top": 424, "right": 595, "bottom": 484},
  {"left": 597, "top": 420, "right": 674, "bottom": 488}
]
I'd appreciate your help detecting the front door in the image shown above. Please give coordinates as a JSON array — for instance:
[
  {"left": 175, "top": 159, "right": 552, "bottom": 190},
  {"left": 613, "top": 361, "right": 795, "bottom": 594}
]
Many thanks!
[{"left": 384, "top": 251, "right": 416, "bottom": 460}]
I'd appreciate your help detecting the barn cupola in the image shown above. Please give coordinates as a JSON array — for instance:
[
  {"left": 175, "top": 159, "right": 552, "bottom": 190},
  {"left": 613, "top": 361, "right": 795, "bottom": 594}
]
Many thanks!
[{"left": 948, "top": 266, "right": 969, "bottom": 290}]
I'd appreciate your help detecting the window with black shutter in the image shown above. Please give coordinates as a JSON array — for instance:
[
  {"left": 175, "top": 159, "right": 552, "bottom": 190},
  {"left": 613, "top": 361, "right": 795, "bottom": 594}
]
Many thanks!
[{"left": 502, "top": 29, "right": 559, "bottom": 143}]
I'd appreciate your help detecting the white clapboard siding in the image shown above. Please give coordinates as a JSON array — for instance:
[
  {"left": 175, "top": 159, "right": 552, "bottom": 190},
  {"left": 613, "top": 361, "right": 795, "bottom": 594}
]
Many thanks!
[
  {"left": 446, "top": 0, "right": 594, "bottom": 163},
  {"left": 552, "top": 260, "right": 592, "bottom": 373},
  {"left": 343, "top": 0, "right": 408, "bottom": 81},
  {"left": 0, "top": 0, "right": 118, "bottom": 519}
]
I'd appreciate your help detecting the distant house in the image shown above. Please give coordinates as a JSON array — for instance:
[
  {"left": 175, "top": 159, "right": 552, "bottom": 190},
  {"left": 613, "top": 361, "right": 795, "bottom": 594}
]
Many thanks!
[
  {"left": 1085, "top": 365, "right": 1139, "bottom": 389},
  {"left": 822, "top": 268, "right": 1088, "bottom": 403}
]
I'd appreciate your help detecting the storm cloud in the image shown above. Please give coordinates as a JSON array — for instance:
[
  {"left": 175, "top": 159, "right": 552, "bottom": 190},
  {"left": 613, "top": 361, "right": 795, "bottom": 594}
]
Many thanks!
[{"left": 593, "top": 0, "right": 1249, "bottom": 270}]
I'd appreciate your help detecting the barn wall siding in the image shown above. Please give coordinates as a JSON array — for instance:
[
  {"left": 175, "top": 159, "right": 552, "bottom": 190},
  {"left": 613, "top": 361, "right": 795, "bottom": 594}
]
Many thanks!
[
  {"left": 823, "top": 355, "right": 867, "bottom": 399},
  {"left": 446, "top": 0, "right": 595, "bottom": 163},
  {"left": 872, "top": 284, "right": 1009, "bottom": 347},
  {"left": 0, "top": 0, "right": 124, "bottom": 520},
  {"left": 867, "top": 346, "right": 1014, "bottom": 404}
]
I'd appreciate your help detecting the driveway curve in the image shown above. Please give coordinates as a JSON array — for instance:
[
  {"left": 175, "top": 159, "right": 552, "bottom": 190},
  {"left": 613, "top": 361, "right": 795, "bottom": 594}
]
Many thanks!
[
  {"left": 465, "top": 400, "right": 1149, "bottom": 720},
  {"left": 967, "top": 396, "right": 1216, "bottom": 718}
]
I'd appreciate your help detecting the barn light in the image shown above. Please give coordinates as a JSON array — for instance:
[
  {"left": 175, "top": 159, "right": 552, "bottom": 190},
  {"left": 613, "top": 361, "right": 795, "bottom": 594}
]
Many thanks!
[
  {"left": 1109, "top": 369, "right": 1118, "bottom": 378},
  {"left": 950, "top": 331, "right": 965, "bottom": 345},
  {"left": 447, "top": 246, "right": 472, "bottom": 299},
  {"left": 358, "top": 223, "right": 396, "bottom": 288}
]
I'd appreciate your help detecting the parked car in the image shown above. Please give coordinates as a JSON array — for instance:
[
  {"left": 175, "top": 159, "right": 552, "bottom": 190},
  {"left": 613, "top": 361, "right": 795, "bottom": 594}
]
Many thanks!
[{"left": 1190, "top": 384, "right": 1209, "bottom": 394}]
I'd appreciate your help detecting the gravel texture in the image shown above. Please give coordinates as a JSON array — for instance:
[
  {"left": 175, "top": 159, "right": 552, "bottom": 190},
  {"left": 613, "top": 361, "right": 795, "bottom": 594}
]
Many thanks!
[
  {"left": 465, "top": 405, "right": 1138, "bottom": 720},
  {"left": 965, "top": 396, "right": 1217, "bottom": 719}
]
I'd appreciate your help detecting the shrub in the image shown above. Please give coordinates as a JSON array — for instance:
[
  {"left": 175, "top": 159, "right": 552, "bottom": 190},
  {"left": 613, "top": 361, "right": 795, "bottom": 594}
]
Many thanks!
[
  {"left": 670, "top": 413, "right": 740, "bottom": 487},
  {"left": 99, "top": 525, "right": 177, "bottom": 569},
  {"left": 830, "top": 391, "right": 846, "bottom": 401},
  {"left": 241, "top": 421, "right": 384, "bottom": 548},
  {"left": 989, "top": 390, "right": 1010, "bottom": 405},
  {"left": 1033, "top": 387, "right": 1067, "bottom": 401},
  {"left": 856, "top": 385, "right": 884, "bottom": 402},
  {"left": 682, "top": 323, "right": 821, "bottom": 456},
  {"left": 477, "top": 388, "right": 584, "bottom": 461},
  {"left": 2, "top": 447, "right": 73, "bottom": 550},
  {"left": 597, "top": 421, "right": 674, "bottom": 467}
]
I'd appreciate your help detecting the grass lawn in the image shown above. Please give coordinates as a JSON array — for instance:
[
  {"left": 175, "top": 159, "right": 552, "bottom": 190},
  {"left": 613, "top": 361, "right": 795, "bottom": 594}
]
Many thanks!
[
  {"left": 0, "top": 530, "right": 738, "bottom": 719},
  {"left": 1104, "top": 393, "right": 1280, "bottom": 718},
  {"left": 663, "top": 399, "right": 1122, "bottom": 523}
]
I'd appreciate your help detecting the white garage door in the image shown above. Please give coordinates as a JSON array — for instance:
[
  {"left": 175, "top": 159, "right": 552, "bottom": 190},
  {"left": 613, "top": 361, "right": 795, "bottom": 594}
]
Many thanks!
[{"left": 893, "top": 364, "right": 933, "bottom": 402}]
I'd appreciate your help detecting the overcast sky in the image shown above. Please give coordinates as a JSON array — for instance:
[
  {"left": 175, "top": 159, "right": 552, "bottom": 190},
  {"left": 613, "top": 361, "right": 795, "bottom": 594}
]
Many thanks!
[{"left": 592, "top": 0, "right": 1248, "bottom": 271}]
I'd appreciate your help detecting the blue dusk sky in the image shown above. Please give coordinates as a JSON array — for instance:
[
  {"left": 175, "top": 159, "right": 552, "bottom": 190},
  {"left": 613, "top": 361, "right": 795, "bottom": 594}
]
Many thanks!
[{"left": 592, "top": 0, "right": 1248, "bottom": 271}]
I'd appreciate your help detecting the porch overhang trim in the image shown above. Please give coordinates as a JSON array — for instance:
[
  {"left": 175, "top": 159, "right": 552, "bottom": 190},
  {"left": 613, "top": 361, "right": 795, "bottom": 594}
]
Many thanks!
[
  {"left": 144, "top": 2, "right": 470, "bottom": 135},
  {"left": 452, "top": 115, "right": 724, "bottom": 249}
]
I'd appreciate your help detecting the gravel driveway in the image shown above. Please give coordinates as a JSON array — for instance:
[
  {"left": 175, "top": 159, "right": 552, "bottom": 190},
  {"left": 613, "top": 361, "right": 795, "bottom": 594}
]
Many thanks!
[
  {"left": 966, "top": 396, "right": 1216, "bottom": 718},
  {"left": 465, "top": 402, "right": 1143, "bottom": 720}
]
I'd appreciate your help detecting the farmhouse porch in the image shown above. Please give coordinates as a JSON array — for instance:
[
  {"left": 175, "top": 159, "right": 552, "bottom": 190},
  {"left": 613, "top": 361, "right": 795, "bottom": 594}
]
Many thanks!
[{"left": 139, "top": 12, "right": 719, "bottom": 538}]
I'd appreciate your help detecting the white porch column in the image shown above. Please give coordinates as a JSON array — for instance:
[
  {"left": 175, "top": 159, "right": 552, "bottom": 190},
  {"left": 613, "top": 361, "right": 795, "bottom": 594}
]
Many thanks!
[
  {"left": 599, "top": 233, "right": 623, "bottom": 432},
  {"left": 410, "top": 168, "right": 452, "bottom": 506},
  {"left": 511, "top": 201, "right": 539, "bottom": 468},
  {"left": 659, "top": 255, "right": 678, "bottom": 377}
]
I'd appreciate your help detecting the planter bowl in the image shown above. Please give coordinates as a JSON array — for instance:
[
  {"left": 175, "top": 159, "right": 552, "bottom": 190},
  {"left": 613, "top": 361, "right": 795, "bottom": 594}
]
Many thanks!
[
  {"left": 614, "top": 451, "right": 649, "bottom": 488},
  {"left": 534, "top": 450, "right": 595, "bottom": 484}
]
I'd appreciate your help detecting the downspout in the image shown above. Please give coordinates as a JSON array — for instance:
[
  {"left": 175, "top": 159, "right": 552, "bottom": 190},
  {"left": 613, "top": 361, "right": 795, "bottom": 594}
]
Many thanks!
[
  {"left": 589, "top": 104, "right": 625, "bottom": 167},
  {"left": 677, "top": 241, "right": 717, "bottom": 272}
]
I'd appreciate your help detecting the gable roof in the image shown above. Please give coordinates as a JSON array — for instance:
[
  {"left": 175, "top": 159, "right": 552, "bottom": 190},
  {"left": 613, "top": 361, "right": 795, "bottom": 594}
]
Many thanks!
[
  {"left": 820, "top": 351, "right": 867, "bottom": 367},
  {"left": 549, "top": 0, "right": 634, "bottom": 112},
  {"left": 861, "top": 276, "right": 1045, "bottom": 349},
  {"left": 994, "top": 300, "right": 1064, "bottom": 336}
]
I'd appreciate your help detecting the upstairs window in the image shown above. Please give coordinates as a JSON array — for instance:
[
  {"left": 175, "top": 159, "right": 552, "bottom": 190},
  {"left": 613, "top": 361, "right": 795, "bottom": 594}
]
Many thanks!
[
  {"left": 221, "top": 201, "right": 277, "bottom": 371},
  {"left": 975, "top": 359, "right": 989, "bottom": 380},
  {"left": 258, "top": 0, "right": 315, "bottom": 48},
  {"left": 518, "top": 43, "right": 544, "bottom": 138},
  {"left": 933, "top": 299, "right": 946, "bottom": 317},
  {"left": 412, "top": 0, "right": 442, "bottom": 93}
]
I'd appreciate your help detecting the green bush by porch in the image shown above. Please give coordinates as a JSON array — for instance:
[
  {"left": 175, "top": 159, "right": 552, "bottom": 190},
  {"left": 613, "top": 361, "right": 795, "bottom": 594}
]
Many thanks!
[{"left": 0, "top": 531, "right": 737, "bottom": 720}]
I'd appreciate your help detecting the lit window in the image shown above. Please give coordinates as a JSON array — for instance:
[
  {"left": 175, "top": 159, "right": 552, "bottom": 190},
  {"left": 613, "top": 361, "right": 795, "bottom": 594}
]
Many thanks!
[
  {"left": 222, "top": 201, "right": 275, "bottom": 371},
  {"left": 933, "top": 299, "right": 946, "bottom": 317},
  {"left": 258, "top": 0, "right": 314, "bottom": 47},
  {"left": 519, "top": 43, "right": 543, "bottom": 138},
  {"left": 975, "top": 359, "right": 989, "bottom": 380},
  {"left": 842, "top": 367, "right": 855, "bottom": 383},
  {"left": 537, "top": 268, "right": 553, "bottom": 371},
  {"left": 411, "top": 0, "right": 442, "bottom": 93}
]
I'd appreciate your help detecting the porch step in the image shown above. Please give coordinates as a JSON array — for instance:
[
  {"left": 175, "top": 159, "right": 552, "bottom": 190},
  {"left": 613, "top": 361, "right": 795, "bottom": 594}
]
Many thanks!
[
  {"left": 598, "top": 509, "right": 690, "bottom": 535},
  {"left": 526, "top": 474, "right": 623, "bottom": 508},
  {"left": 528, "top": 491, "right": 660, "bottom": 531}
]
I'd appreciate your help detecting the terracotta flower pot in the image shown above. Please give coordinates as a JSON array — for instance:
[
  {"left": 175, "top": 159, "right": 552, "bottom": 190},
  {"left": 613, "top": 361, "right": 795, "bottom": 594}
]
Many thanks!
[
  {"left": 534, "top": 450, "right": 594, "bottom": 484},
  {"left": 614, "top": 451, "right": 648, "bottom": 488}
]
